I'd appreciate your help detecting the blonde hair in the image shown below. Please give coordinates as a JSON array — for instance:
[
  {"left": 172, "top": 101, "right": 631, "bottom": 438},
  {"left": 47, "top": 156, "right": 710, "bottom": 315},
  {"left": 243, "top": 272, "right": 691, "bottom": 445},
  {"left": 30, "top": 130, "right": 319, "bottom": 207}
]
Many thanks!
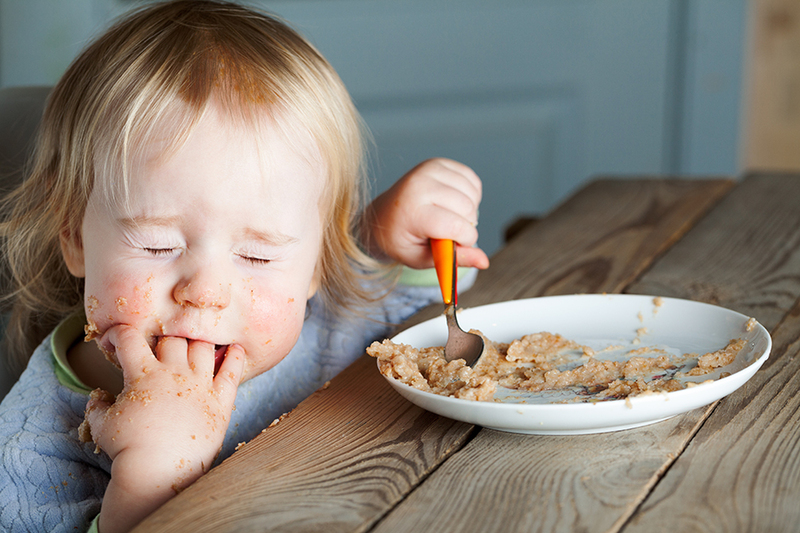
[{"left": 1, "top": 0, "right": 383, "bottom": 370}]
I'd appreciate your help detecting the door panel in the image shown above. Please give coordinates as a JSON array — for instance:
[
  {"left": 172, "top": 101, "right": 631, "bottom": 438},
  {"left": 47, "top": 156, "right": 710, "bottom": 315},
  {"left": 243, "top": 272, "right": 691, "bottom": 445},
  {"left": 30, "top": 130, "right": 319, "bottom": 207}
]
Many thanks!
[
  {"left": 361, "top": 93, "right": 580, "bottom": 253},
  {"left": 271, "top": 0, "right": 676, "bottom": 254},
  {"left": 0, "top": 0, "right": 747, "bottom": 256}
]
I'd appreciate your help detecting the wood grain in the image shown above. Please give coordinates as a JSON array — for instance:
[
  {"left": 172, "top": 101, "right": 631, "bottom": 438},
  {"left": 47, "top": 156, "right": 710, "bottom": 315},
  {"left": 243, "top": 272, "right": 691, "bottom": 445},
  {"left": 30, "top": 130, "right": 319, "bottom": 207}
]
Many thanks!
[
  {"left": 407, "top": 177, "right": 734, "bottom": 327},
  {"left": 627, "top": 174, "right": 800, "bottom": 331},
  {"left": 476, "top": 178, "right": 733, "bottom": 300},
  {"left": 134, "top": 178, "right": 733, "bottom": 532},
  {"left": 623, "top": 301, "right": 800, "bottom": 533},
  {"left": 617, "top": 174, "right": 800, "bottom": 531},
  {"left": 372, "top": 414, "right": 711, "bottom": 533}
]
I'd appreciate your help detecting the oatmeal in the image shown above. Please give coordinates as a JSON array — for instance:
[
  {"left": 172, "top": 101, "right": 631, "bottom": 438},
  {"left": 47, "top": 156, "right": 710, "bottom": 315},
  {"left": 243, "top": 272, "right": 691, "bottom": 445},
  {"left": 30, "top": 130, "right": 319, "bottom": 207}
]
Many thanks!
[
  {"left": 368, "top": 340, "right": 496, "bottom": 401},
  {"left": 683, "top": 338, "right": 746, "bottom": 376},
  {"left": 367, "top": 330, "right": 748, "bottom": 403}
]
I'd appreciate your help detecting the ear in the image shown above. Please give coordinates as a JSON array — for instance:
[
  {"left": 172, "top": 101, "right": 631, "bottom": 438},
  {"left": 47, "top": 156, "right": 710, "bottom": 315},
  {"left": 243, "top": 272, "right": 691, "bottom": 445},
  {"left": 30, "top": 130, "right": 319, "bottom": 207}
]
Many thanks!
[
  {"left": 307, "top": 263, "right": 320, "bottom": 299},
  {"left": 307, "top": 276, "right": 319, "bottom": 300},
  {"left": 59, "top": 226, "right": 86, "bottom": 278}
]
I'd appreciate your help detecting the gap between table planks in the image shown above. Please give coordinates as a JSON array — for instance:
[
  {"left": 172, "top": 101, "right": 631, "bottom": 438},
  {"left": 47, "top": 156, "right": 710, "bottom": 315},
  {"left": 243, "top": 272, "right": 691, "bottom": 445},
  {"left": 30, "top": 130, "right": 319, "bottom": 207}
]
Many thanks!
[
  {"left": 623, "top": 299, "right": 800, "bottom": 533},
  {"left": 619, "top": 174, "right": 800, "bottom": 532},
  {"left": 372, "top": 174, "right": 800, "bottom": 533},
  {"left": 134, "top": 177, "right": 735, "bottom": 532}
]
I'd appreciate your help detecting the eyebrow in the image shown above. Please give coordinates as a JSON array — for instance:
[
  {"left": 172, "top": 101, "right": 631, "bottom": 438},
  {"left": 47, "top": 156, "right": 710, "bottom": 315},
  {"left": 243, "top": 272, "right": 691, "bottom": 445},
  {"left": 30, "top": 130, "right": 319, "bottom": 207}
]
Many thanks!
[
  {"left": 118, "top": 215, "right": 182, "bottom": 229},
  {"left": 240, "top": 227, "right": 299, "bottom": 247},
  {"left": 118, "top": 216, "right": 299, "bottom": 246}
]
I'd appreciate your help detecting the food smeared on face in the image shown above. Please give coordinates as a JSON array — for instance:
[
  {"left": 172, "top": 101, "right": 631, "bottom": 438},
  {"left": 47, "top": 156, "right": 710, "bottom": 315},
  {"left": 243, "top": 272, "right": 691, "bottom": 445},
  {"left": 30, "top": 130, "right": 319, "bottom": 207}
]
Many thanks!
[{"left": 69, "top": 101, "right": 326, "bottom": 384}]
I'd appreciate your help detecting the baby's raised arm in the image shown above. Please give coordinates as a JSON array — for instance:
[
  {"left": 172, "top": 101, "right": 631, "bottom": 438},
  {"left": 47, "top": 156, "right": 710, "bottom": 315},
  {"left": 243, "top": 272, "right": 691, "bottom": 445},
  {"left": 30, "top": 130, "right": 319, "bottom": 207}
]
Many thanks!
[{"left": 362, "top": 158, "right": 490, "bottom": 271}]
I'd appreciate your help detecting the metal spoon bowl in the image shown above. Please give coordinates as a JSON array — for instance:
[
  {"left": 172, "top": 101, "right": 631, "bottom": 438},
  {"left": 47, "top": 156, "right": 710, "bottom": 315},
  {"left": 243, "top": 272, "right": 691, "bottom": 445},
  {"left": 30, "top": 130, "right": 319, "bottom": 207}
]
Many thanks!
[{"left": 431, "top": 238, "right": 485, "bottom": 367}]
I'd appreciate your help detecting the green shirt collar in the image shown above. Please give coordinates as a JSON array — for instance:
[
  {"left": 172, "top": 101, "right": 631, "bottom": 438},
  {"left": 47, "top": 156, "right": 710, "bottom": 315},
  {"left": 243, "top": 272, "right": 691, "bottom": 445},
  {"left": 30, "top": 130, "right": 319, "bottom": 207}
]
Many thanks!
[{"left": 51, "top": 313, "right": 93, "bottom": 395}]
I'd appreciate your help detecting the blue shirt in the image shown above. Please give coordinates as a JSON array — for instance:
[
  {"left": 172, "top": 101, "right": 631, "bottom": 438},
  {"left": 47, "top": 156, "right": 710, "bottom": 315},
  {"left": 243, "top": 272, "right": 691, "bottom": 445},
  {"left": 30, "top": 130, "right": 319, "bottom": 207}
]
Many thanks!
[{"left": 0, "top": 274, "right": 461, "bottom": 532}]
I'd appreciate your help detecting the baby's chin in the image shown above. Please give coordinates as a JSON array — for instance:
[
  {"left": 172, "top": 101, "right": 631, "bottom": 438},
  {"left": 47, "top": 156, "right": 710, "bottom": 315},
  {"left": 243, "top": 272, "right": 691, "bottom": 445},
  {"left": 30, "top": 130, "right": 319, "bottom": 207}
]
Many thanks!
[{"left": 238, "top": 351, "right": 290, "bottom": 384}]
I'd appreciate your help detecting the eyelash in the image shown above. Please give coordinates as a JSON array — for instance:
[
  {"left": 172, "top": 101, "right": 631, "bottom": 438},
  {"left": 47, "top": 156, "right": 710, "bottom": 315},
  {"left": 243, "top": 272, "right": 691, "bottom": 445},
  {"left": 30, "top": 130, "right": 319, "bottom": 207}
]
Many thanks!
[
  {"left": 239, "top": 255, "right": 271, "bottom": 266},
  {"left": 142, "top": 248, "right": 271, "bottom": 265},
  {"left": 144, "top": 247, "right": 176, "bottom": 256}
]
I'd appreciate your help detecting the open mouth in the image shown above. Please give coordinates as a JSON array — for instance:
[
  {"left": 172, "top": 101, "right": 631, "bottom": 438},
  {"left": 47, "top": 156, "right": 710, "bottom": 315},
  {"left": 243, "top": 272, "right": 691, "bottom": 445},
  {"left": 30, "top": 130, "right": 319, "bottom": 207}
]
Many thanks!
[{"left": 214, "top": 344, "right": 228, "bottom": 375}]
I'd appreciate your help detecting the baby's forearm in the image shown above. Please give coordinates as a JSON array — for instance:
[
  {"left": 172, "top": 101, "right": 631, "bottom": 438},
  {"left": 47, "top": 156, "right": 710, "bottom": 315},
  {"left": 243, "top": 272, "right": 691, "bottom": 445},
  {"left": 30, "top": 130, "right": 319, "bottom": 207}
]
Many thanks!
[
  {"left": 98, "top": 447, "right": 207, "bottom": 532},
  {"left": 99, "top": 477, "right": 173, "bottom": 533}
]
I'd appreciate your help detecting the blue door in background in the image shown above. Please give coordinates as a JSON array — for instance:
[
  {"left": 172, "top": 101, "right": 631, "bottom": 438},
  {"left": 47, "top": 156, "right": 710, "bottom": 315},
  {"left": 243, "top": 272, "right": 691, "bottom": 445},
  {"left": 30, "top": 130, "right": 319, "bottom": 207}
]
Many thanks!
[
  {"left": 0, "top": 0, "right": 747, "bottom": 256},
  {"left": 269, "top": 0, "right": 746, "bottom": 255}
]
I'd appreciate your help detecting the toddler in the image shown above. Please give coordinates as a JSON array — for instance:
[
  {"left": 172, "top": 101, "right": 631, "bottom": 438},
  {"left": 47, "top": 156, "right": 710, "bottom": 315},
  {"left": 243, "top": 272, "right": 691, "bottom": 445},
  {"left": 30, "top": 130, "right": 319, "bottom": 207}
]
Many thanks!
[{"left": 0, "top": 1, "right": 488, "bottom": 532}]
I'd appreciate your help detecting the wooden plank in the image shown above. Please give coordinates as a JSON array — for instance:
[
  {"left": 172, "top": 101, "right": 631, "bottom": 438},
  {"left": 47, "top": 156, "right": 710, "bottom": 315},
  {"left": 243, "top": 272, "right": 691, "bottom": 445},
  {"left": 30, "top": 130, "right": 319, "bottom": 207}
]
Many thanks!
[
  {"left": 373, "top": 175, "right": 800, "bottom": 533},
  {"left": 476, "top": 178, "right": 733, "bottom": 300},
  {"left": 134, "top": 178, "right": 732, "bottom": 532},
  {"left": 622, "top": 300, "right": 800, "bottom": 532},
  {"left": 407, "top": 177, "right": 735, "bottom": 327},
  {"left": 372, "top": 415, "right": 709, "bottom": 533},
  {"left": 617, "top": 174, "right": 800, "bottom": 531},
  {"left": 627, "top": 174, "right": 800, "bottom": 331}
]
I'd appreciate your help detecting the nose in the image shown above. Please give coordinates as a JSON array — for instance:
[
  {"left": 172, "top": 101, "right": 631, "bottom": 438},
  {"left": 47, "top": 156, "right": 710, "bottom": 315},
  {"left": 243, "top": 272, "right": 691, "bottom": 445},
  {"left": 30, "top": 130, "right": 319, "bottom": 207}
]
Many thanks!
[{"left": 173, "top": 264, "right": 231, "bottom": 309}]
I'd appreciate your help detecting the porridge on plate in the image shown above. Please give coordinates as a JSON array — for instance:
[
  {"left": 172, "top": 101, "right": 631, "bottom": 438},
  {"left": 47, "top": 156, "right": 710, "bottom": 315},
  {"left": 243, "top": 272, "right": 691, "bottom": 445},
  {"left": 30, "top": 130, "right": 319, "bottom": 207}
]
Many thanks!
[{"left": 367, "top": 306, "right": 752, "bottom": 404}]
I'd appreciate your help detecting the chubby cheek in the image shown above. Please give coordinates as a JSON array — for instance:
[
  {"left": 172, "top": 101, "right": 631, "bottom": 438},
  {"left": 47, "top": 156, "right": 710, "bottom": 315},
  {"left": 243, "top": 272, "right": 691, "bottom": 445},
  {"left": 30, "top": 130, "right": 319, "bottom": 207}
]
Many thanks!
[
  {"left": 239, "top": 283, "right": 308, "bottom": 381},
  {"left": 84, "top": 273, "right": 158, "bottom": 339}
]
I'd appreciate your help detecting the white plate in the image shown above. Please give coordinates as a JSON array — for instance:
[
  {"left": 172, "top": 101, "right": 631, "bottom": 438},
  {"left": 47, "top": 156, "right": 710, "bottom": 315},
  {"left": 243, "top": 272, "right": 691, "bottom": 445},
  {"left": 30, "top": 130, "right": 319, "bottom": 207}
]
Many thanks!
[{"left": 383, "top": 294, "right": 771, "bottom": 435}]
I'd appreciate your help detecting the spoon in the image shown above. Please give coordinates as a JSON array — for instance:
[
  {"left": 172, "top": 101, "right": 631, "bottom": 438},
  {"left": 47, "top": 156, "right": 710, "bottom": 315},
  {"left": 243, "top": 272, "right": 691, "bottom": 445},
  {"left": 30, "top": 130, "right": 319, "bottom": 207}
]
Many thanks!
[{"left": 430, "top": 238, "right": 485, "bottom": 367}]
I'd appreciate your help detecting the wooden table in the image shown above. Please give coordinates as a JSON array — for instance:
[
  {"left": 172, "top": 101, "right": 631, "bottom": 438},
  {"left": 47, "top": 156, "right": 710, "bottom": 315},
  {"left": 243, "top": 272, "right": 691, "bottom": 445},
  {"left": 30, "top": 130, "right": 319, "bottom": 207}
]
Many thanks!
[{"left": 135, "top": 174, "right": 800, "bottom": 532}]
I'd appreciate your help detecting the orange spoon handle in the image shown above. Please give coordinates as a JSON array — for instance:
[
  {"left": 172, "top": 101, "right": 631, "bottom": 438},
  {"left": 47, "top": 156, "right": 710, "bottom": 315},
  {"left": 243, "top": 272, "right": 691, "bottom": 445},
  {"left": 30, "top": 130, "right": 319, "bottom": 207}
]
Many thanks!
[{"left": 431, "top": 238, "right": 457, "bottom": 305}]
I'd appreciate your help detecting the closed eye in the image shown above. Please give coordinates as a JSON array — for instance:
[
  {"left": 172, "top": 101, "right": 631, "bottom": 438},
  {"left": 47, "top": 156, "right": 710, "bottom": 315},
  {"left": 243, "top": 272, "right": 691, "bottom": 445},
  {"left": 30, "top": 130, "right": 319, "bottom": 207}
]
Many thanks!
[
  {"left": 239, "top": 255, "right": 271, "bottom": 265},
  {"left": 144, "top": 248, "right": 177, "bottom": 256}
]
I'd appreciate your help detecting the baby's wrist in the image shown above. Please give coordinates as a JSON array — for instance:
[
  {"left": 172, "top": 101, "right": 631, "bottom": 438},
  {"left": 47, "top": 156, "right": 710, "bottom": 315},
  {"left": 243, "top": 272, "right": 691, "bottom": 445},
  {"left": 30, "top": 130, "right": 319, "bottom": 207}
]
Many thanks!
[{"left": 100, "top": 474, "right": 176, "bottom": 533}]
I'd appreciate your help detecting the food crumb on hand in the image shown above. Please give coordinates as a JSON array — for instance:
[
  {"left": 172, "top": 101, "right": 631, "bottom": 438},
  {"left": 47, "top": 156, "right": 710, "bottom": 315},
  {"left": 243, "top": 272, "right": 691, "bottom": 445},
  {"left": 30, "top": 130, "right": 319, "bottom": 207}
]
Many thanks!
[{"left": 77, "top": 420, "right": 93, "bottom": 444}]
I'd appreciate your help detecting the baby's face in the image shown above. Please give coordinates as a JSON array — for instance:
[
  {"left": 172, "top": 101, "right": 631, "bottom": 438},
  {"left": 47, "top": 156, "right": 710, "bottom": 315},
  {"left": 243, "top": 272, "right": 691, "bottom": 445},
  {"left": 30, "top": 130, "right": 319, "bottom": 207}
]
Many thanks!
[{"left": 65, "top": 103, "right": 325, "bottom": 382}]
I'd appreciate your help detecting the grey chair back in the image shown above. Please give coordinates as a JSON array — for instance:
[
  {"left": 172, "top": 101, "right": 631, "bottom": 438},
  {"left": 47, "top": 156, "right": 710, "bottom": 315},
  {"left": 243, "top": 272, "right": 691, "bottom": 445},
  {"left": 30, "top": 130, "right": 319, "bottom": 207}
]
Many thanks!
[{"left": 0, "top": 86, "right": 50, "bottom": 400}]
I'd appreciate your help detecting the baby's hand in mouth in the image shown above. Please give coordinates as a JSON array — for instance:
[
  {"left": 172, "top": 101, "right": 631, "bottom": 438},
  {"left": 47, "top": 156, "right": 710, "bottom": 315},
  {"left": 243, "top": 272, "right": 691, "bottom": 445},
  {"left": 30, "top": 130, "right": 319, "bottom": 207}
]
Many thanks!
[
  {"left": 82, "top": 325, "right": 245, "bottom": 502},
  {"left": 96, "top": 327, "right": 235, "bottom": 378}
]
